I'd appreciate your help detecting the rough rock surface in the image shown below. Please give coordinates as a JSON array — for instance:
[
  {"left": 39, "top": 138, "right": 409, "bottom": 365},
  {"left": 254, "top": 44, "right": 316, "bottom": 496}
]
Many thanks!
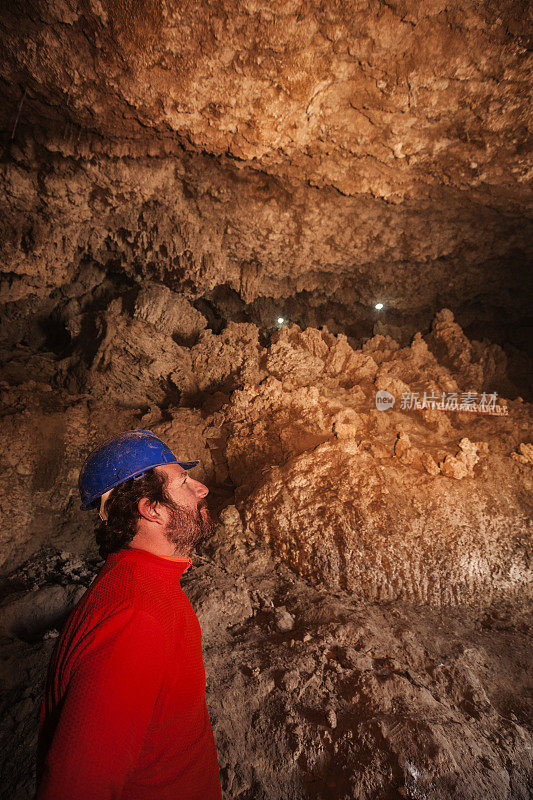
[
  {"left": 1, "top": 1, "right": 531, "bottom": 363},
  {"left": 242, "top": 439, "right": 532, "bottom": 607},
  {"left": 2, "top": 309, "right": 531, "bottom": 593}
]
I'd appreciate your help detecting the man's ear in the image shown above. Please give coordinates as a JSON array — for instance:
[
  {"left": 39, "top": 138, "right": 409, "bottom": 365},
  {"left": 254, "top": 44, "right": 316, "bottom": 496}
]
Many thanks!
[{"left": 137, "top": 497, "right": 166, "bottom": 524}]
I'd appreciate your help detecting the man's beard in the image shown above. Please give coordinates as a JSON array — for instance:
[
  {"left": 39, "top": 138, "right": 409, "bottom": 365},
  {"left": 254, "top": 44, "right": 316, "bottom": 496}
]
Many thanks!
[{"left": 164, "top": 499, "right": 217, "bottom": 555}]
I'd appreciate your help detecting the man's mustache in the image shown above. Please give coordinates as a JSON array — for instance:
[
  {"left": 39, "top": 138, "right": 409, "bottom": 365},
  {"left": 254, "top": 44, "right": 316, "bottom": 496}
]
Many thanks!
[
  {"left": 197, "top": 499, "right": 214, "bottom": 518},
  {"left": 170, "top": 497, "right": 208, "bottom": 512}
]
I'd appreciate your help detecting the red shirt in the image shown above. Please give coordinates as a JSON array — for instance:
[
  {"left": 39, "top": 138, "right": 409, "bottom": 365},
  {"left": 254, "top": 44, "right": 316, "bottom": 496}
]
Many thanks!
[{"left": 35, "top": 547, "right": 222, "bottom": 800}]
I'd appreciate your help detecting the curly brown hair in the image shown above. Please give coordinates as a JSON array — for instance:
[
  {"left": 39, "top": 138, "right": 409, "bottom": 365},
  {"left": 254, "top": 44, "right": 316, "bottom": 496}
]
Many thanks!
[{"left": 94, "top": 468, "right": 174, "bottom": 559}]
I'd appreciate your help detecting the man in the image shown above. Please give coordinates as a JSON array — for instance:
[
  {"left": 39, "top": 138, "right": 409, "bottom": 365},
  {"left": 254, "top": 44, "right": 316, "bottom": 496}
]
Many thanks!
[{"left": 35, "top": 429, "right": 222, "bottom": 800}]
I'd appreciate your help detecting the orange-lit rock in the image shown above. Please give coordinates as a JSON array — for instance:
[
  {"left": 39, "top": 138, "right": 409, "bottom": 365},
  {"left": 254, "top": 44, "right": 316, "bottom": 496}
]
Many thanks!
[
  {"left": 1, "top": 1, "right": 531, "bottom": 365},
  {"left": 241, "top": 437, "right": 531, "bottom": 607}
]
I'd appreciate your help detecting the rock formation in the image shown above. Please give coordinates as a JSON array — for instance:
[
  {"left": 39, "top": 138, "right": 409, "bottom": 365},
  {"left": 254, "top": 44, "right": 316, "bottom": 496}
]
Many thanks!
[{"left": 1, "top": 0, "right": 532, "bottom": 359}]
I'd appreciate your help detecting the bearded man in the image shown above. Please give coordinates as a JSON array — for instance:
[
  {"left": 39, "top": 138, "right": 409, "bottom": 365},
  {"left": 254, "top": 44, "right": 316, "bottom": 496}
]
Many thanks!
[{"left": 34, "top": 430, "right": 222, "bottom": 800}]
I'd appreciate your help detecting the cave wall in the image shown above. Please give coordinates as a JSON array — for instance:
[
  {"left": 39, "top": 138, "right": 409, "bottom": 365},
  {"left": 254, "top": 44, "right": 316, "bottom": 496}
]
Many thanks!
[{"left": 2, "top": 297, "right": 531, "bottom": 610}]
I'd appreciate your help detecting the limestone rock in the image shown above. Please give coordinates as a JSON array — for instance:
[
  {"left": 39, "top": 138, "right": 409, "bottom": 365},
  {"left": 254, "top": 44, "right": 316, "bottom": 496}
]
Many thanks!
[
  {"left": 275, "top": 607, "right": 295, "bottom": 633},
  {"left": 242, "top": 439, "right": 532, "bottom": 607},
  {"left": 426, "top": 309, "right": 517, "bottom": 398},
  {"left": 151, "top": 410, "right": 215, "bottom": 484},
  {"left": 439, "top": 438, "right": 487, "bottom": 479},
  {"left": 190, "top": 322, "right": 267, "bottom": 393},
  {"left": 2, "top": 6, "right": 531, "bottom": 369},
  {"left": 420, "top": 451, "right": 440, "bottom": 476},
  {"left": 439, "top": 455, "right": 469, "bottom": 480},
  {"left": 326, "top": 709, "right": 337, "bottom": 729},
  {"left": 266, "top": 325, "right": 330, "bottom": 387},
  {"left": 332, "top": 408, "right": 363, "bottom": 440},
  {"left": 0, "top": 393, "right": 139, "bottom": 573},
  {"left": 133, "top": 283, "right": 207, "bottom": 345},
  {"left": 511, "top": 443, "right": 533, "bottom": 465},
  {"left": 64, "top": 297, "right": 197, "bottom": 405},
  {"left": 393, "top": 431, "right": 417, "bottom": 464},
  {"left": 0, "top": 584, "right": 82, "bottom": 641}
]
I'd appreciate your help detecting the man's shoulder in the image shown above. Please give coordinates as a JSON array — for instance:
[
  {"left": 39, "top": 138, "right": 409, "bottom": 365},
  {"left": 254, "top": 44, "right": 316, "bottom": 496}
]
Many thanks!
[
  {"left": 74, "top": 552, "right": 176, "bottom": 633},
  {"left": 61, "top": 578, "right": 167, "bottom": 659}
]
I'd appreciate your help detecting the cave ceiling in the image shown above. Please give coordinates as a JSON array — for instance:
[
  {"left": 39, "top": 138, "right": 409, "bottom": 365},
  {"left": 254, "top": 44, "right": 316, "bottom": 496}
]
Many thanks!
[{"left": 0, "top": 0, "right": 532, "bottom": 348}]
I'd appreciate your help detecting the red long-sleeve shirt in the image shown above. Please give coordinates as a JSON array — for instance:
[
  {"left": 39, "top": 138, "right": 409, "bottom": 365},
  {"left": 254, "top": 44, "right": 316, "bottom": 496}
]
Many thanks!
[{"left": 35, "top": 546, "right": 222, "bottom": 800}]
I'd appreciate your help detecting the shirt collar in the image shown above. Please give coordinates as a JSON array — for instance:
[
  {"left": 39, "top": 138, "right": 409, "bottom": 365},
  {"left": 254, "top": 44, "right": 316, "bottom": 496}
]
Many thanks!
[{"left": 158, "top": 553, "right": 193, "bottom": 564}]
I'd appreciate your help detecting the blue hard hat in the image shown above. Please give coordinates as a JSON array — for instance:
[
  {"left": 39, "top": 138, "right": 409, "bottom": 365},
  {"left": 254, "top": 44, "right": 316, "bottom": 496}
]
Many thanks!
[{"left": 78, "top": 429, "right": 199, "bottom": 510}]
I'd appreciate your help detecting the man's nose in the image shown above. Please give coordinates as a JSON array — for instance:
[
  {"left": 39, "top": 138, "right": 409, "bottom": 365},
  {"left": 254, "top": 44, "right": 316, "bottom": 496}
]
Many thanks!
[{"left": 192, "top": 479, "right": 209, "bottom": 499}]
